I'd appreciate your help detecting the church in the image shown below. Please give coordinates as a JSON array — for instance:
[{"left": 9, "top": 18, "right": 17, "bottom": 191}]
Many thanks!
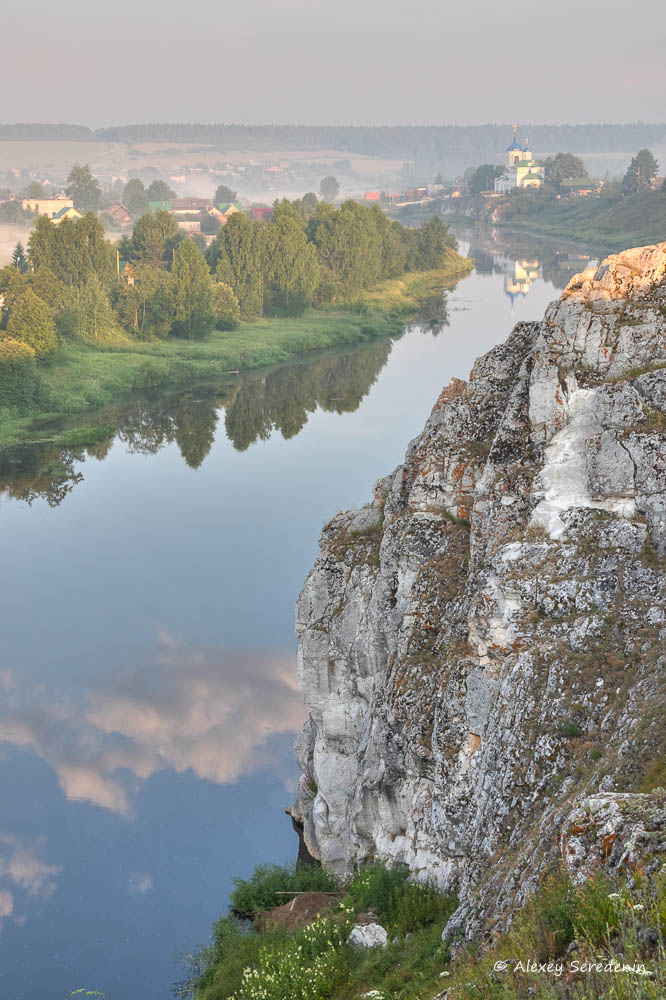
[{"left": 494, "top": 126, "right": 545, "bottom": 193}]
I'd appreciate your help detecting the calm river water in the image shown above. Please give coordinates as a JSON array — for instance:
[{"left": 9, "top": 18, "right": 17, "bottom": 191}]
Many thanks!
[{"left": 0, "top": 233, "right": 595, "bottom": 999}]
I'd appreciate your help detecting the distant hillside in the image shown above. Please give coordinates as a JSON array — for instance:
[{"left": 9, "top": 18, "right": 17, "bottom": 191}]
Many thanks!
[
  {"left": 0, "top": 123, "right": 94, "bottom": 140},
  {"left": 1, "top": 122, "right": 666, "bottom": 174}
]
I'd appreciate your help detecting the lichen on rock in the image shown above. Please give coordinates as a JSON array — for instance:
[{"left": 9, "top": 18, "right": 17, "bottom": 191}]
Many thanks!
[{"left": 289, "top": 242, "right": 666, "bottom": 942}]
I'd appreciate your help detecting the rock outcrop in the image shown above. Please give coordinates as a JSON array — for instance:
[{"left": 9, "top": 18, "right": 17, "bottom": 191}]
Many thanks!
[{"left": 290, "top": 243, "right": 666, "bottom": 941}]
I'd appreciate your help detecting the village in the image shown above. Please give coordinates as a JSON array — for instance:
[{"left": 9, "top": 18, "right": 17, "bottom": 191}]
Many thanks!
[{"left": 0, "top": 125, "right": 663, "bottom": 267}]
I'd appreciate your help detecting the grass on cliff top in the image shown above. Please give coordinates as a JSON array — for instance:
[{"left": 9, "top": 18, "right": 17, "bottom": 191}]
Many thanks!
[
  {"left": 0, "top": 263, "right": 470, "bottom": 450},
  {"left": 182, "top": 862, "right": 666, "bottom": 1000}
]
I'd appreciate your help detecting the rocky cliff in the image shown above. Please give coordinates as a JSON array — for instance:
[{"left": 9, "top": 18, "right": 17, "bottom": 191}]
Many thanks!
[{"left": 290, "top": 243, "right": 666, "bottom": 941}]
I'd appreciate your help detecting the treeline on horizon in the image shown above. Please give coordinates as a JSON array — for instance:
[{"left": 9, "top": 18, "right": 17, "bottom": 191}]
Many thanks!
[{"left": 1, "top": 122, "right": 666, "bottom": 160}]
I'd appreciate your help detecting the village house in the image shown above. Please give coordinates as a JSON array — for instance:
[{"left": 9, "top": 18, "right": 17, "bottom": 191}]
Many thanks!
[
  {"left": 169, "top": 197, "right": 211, "bottom": 217},
  {"left": 175, "top": 219, "right": 202, "bottom": 234},
  {"left": 494, "top": 126, "right": 545, "bottom": 193},
  {"left": 216, "top": 201, "right": 243, "bottom": 218},
  {"left": 22, "top": 194, "right": 81, "bottom": 221},
  {"left": 117, "top": 258, "right": 137, "bottom": 285},
  {"left": 105, "top": 203, "right": 134, "bottom": 227},
  {"left": 560, "top": 179, "right": 598, "bottom": 198},
  {"left": 51, "top": 205, "right": 83, "bottom": 223},
  {"left": 250, "top": 205, "right": 273, "bottom": 222}
]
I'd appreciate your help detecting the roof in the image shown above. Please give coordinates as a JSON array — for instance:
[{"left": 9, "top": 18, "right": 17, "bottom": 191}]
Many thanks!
[
  {"left": 171, "top": 198, "right": 209, "bottom": 210},
  {"left": 217, "top": 201, "right": 243, "bottom": 213},
  {"left": 149, "top": 200, "right": 172, "bottom": 211},
  {"left": 52, "top": 206, "right": 81, "bottom": 219},
  {"left": 506, "top": 141, "right": 523, "bottom": 151}
]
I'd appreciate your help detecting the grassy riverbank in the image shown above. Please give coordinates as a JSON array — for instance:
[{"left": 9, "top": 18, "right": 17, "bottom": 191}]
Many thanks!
[
  {"left": 183, "top": 860, "right": 665, "bottom": 1000},
  {"left": 397, "top": 190, "right": 666, "bottom": 256},
  {"left": 494, "top": 190, "right": 666, "bottom": 255},
  {"left": 440, "top": 190, "right": 666, "bottom": 256},
  {"left": 0, "top": 256, "right": 471, "bottom": 450}
]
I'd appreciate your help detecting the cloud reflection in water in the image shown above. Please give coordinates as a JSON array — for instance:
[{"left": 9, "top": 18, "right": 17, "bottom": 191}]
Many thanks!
[{"left": 0, "top": 634, "right": 306, "bottom": 816}]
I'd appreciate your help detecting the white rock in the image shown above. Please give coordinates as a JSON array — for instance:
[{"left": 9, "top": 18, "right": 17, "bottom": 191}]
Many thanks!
[{"left": 347, "top": 922, "right": 388, "bottom": 949}]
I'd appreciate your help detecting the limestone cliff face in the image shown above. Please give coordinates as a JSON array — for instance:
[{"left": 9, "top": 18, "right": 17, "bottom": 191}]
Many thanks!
[{"left": 290, "top": 244, "right": 666, "bottom": 940}]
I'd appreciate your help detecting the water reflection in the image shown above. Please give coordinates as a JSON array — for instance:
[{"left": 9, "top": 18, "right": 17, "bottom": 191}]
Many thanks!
[
  {"left": 0, "top": 832, "right": 61, "bottom": 929},
  {"left": 0, "top": 445, "right": 84, "bottom": 507},
  {"left": 0, "top": 634, "right": 305, "bottom": 816},
  {"left": 0, "top": 335, "right": 403, "bottom": 507},
  {"left": 224, "top": 337, "right": 392, "bottom": 451},
  {"left": 463, "top": 226, "right": 595, "bottom": 300}
]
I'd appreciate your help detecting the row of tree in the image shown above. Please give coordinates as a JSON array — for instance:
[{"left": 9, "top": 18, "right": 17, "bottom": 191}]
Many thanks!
[{"left": 0, "top": 198, "right": 458, "bottom": 366}]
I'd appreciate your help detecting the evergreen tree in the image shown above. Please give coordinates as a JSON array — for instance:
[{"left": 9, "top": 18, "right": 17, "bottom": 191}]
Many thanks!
[
  {"left": 622, "top": 149, "right": 659, "bottom": 194},
  {"left": 131, "top": 210, "right": 181, "bottom": 267},
  {"left": 213, "top": 281, "right": 240, "bottom": 329},
  {"left": 48, "top": 214, "right": 115, "bottom": 289},
  {"left": 11, "top": 242, "right": 29, "bottom": 273},
  {"left": 6, "top": 288, "right": 58, "bottom": 356},
  {"left": 169, "top": 240, "right": 216, "bottom": 339},
  {"left": 31, "top": 266, "right": 69, "bottom": 311},
  {"left": 73, "top": 274, "right": 116, "bottom": 341},
  {"left": 299, "top": 192, "right": 318, "bottom": 218},
  {"left": 263, "top": 210, "right": 320, "bottom": 315},
  {"left": 209, "top": 213, "right": 264, "bottom": 319},
  {"left": 116, "top": 264, "right": 171, "bottom": 338},
  {"left": 27, "top": 215, "right": 55, "bottom": 271}
]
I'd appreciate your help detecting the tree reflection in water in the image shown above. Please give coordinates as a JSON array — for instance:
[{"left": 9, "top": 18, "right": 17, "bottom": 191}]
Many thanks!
[{"left": 0, "top": 322, "right": 433, "bottom": 504}]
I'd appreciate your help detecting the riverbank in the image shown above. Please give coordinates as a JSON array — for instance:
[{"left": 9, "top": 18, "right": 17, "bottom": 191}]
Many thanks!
[
  {"left": 397, "top": 190, "right": 666, "bottom": 256},
  {"left": 489, "top": 189, "right": 666, "bottom": 254},
  {"left": 0, "top": 254, "right": 471, "bottom": 450}
]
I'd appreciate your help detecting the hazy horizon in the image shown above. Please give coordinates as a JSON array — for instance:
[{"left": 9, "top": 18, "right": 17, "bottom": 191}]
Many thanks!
[
  {"left": 3, "top": 120, "right": 666, "bottom": 129},
  {"left": 3, "top": 0, "right": 665, "bottom": 127}
]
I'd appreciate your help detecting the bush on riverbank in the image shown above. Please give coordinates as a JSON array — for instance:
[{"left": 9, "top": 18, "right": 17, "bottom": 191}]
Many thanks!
[{"left": 230, "top": 863, "right": 339, "bottom": 916}]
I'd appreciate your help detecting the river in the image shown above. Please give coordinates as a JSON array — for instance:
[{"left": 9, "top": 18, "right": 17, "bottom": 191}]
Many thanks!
[{"left": 0, "top": 234, "right": 596, "bottom": 999}]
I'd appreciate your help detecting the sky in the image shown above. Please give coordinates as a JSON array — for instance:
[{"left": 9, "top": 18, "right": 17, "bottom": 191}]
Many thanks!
[{"left": 2, "top": 0, "right": 665, "bottom": 126}]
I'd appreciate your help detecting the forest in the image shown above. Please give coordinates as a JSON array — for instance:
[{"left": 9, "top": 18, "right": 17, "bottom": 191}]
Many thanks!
[{"left": 3, "top": 122, "right": 666, "bottom": 164}]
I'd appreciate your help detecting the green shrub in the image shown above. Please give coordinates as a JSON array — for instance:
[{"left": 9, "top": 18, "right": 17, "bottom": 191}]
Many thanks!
[
  {"left": 559, "top": 720, "right": 583, "bottom": 739},
  {"left": 343, "top": 865, "right": 455, "bottom": 934},
  {"left": 0, "top": 337, "right": 38, "bottom": 408},
  {"left": 56, "top": 423, "right": 115, "bottom": 448},
  {"left": 230, "top": 863, "right": 339, "bottom": 916},
  {"left": 6, "top": 287, "right": 58, "bottom": 357}
]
